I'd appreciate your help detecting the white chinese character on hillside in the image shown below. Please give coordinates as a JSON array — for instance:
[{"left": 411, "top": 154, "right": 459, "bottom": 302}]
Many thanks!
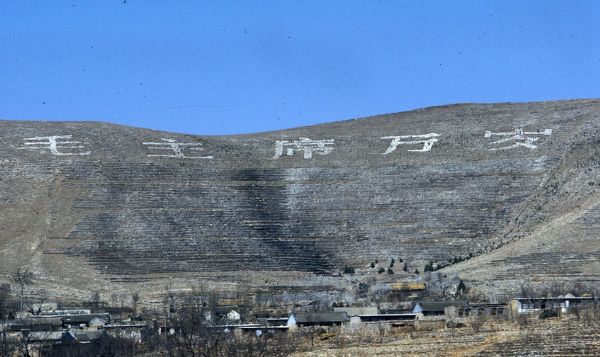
[
  {"left": 273, "top": 137, "right": 334, "bottom": 159},
  {"left": 142, "top": 138, "right": 213, "bottom": 159},
  {"left": 18, "top": 135, "right": 91, "bottom": 156},
  {"left": 380, "top": 133, "right": 440, "bottom": 154},
  {"left": 484, "top": 128, "right": 552, "bottom": 150}
]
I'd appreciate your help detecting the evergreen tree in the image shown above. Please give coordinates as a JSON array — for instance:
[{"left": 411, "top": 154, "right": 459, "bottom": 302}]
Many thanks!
[{"left": 457, "top": 280, "right": 466, "bottom": 295}]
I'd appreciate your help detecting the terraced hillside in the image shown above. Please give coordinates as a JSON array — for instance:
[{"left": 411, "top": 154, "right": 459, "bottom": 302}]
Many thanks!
[{"left": 0, "top": 99, "right": 598, "bottom": 299}]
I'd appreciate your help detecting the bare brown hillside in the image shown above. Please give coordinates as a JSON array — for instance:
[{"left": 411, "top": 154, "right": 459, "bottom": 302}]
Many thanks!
[{"left": 0, "top": 99, "right": 598, "bottom": 300}]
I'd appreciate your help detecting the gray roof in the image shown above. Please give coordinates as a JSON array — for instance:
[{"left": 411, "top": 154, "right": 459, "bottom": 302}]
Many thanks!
[
  {"left": 467, "top": 303, "right": 506, "bottom": 308},
  {"left": 105, "top": 323, "right": 147, "bottom": 329},
  {"left": 27, "top": 330, "right": 75, "bottom": 342},
  {"left": 513, "top": 296, "right": 594, "bottom": 301},
  {"left": 10, "top": 317, "right": 63, "bottom": 329},
  {"left": 74, "top": 330, "right": 106, "bottom": 341},
  {"left": 333, "top": 307, "right": 378, "bottom": 316},
  {"left": 415, "top": 301, "right": 467, "bottom": 312},
  {"left": 294, "top": 312, "right": 348, "bottom": 323},
  {"left": 359, "top": 313, "right": 416, "bottom": 318},
  {"left": 63, "top": 313, "right": 110, "bottom": 325}
]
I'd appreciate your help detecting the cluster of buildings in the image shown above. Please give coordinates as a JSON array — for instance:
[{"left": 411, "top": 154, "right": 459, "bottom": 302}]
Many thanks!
[
  {"left": 0, "top": 294, "right": 596, "bottom": 355},
  {"left": 205, "top": 294, "right": 597, "bottom": 337},
  {"left": 0, "top": 305, "right": 148, "bottom": 356}
]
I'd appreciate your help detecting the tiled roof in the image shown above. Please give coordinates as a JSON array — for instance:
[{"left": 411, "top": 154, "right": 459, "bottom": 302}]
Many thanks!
[{"left": 294, "top": 312, "right": 349, "bottom": 323}]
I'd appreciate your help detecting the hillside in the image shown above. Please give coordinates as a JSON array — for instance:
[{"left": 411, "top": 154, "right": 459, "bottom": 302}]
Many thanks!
[{"left": 0, "top": 99, "right": 598, "bottom": 300}]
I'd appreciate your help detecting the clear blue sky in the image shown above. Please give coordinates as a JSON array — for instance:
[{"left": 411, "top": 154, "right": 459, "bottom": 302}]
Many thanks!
[{"left": 1, "top": 1, "right": 599, "bottom": 135}]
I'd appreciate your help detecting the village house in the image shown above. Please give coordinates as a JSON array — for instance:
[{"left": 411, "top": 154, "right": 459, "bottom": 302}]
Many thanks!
[
  {"left": 26, "top": 330, "right": 76, "bottom": 344},
  {"left": 388, "top": 282, "right": 427, "bottom": 292},
  {"left": 30, "top": 330, "right": 108, "bottom": 357},
  {"left": 105, "top": 322, "right": 149, "bottom": 343},
  {"left": 357, "top": 313, "right": 416, "bottom": 324},
  {"left": 4, "top": 317, "right": 63, "bottom": 332},
  {"left": 447, "top": 303, "right": 507, "bottom": 318},
  {"left": 72, "top": 329, "right": 106, "bottom": 342},
  {"left": 510, "top": 294, "right": 596, "bottom": 315},
  {"left": 333, "top": 306, "right": 415, "bottom": 324},
  {"left": 333, "top": 306, "right": 379, "bottom": 324},
  {"left": 62, "top": 313, "right": 111, "bottom": 329},
  {"left": 388, "top": 281, "right": 427, "bottom": 298},
  {"left": 287, "top": 312, "right": 349, "bottom": 328},
  {"left": 257, "top": 317, "right": 289, "bottom": 326},
  {"left": 88, "top": 316, "right": 109, "bottom": 329},
  {"left": 210, "top": 322, "right": 289, "bottom": 338},
  {"left": 412, "top": 301, "right": 467, "bottom": 316},
  {"left": 238, "top": 324, "right": 288, "bottom": 337},
  {"left": 226, "top": 309, "right": 241, "bottom": 323}
]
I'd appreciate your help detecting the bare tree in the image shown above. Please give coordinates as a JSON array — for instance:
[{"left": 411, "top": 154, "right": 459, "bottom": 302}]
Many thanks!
[
  {"left": 519, "top": 280, "right": 536, "bottom": 298},
  {"left": 0, "top": 326, "right": 16, "bottom": 357},
  {"left": 0, "top": 284, "right": 12, "bottom": 320},
  {"left": 132, "top": 292, "right": 140, "bottom": 315},
  {"left": 164, "top": 284, "right": 177, "bottom": 317},
  {"left": 42, "top": 333, "right": 136, "bottom": 357},
  {"left": 110, "top": 293, "right": 118, "bottom": 308},
  {"left": 90, "top": 291, "right": 101, "bottom": 312},
  {"left": 29, "top": 290, "right": 49, "bottom": 315},
  {"left": 377, "top": 321, "right": 386, "bottom": 343},
  {"left": 12, "top": 267, "right": 34, "bottom": 312},
  {"left": 17, "top": 329, "right": 53, "bottom": 357},
  {"left": 169, "top": 289, "right": 222, "bottom": 357}
]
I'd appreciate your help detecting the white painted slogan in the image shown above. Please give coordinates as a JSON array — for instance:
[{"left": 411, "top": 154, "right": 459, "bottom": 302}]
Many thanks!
[
  {"left": 484, "top": 128, "right": 552, "bottom": 150},
  {"left": 381, "top": 133, "right": 440, "bottom": 154},
  {"left": 18, "top": 135, "right": 91, "bottom": 156},
  {"left": 273, "top": 137, "right": 335, "bottom": 159},
  {"left": 13, "top": 127, "right": 554, "bottom": 160},
  {"left": 142, "top": 138, "right": 213, "bottom": 159}
]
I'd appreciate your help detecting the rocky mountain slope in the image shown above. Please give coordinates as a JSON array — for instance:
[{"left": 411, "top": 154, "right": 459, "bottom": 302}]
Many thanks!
[{"left": 0, "top": 99, "right": 598, "bottom": 300}]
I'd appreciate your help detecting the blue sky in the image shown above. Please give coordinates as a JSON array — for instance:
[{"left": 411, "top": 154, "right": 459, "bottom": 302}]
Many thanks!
[{"left": 1, "top": 1, "right": 599, "bottom": 135}]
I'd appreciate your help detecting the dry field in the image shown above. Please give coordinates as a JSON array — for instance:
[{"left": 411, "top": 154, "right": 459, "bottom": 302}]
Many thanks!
[{"left": 293, "top": 315, "right": 600, "bottom": 356}]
